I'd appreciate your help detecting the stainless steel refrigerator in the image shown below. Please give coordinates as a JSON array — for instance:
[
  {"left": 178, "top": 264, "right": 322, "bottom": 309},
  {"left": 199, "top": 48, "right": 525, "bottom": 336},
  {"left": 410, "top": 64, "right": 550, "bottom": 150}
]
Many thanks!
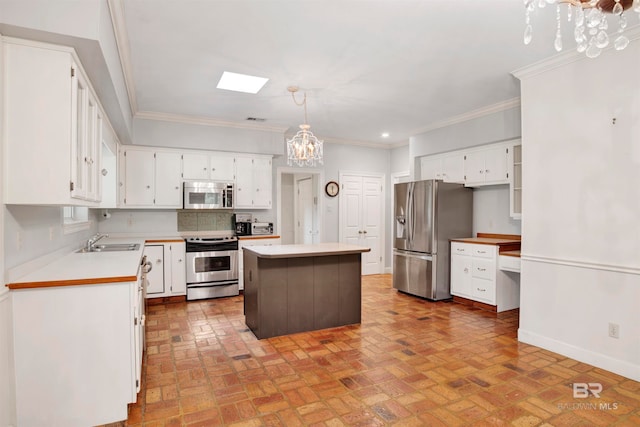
[{"left": 393, "top": 180, "right": 473, "bottom": 300}]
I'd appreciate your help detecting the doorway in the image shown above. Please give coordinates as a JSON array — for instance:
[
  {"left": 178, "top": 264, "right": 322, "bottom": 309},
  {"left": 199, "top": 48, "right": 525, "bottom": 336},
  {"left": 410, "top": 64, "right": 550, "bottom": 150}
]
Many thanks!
[
  {"left": 338, "top": 171, "right": 385, "bottom": 275},
  {"left": 277, "top": 167, "right": 324, "bottom": 245}
]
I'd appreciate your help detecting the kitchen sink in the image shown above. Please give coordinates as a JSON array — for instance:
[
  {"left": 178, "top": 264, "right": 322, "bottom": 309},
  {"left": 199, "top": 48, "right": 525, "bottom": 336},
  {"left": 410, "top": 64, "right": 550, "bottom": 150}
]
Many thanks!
[{"left": 76, "top": 243, "right": 141, "bottom": 253}]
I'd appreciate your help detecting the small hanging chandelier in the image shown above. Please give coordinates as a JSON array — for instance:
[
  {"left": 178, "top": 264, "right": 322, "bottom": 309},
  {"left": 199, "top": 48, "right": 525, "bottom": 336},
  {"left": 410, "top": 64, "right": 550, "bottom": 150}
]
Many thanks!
[
  {"left": 523, "top": 0, "right": 639, "bottom": 58},
  {"left": 286, "top": 86, "right": 323, "bottom": 167}
]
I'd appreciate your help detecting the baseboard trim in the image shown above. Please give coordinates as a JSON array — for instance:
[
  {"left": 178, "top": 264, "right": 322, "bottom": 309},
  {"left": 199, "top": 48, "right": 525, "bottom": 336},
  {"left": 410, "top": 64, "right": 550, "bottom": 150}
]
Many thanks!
[
  {"left": 518, "top": 328, "right": 640, "bottom": 382},
  {"left": 452, "top": 296, "right": 497, "bottom": 313},
  {"left": 384, "top": 267, "right": 392, "bottom": 274},
  {"left": 147, "top": 295, "right": 186, "bottom": 305}
]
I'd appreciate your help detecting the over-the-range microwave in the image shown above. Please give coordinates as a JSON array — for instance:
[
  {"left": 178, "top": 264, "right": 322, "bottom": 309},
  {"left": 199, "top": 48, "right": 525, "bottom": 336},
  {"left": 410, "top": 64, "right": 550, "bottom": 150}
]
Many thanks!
[{"left": 183, "top": 181, "right": 233, "bottom": 209}]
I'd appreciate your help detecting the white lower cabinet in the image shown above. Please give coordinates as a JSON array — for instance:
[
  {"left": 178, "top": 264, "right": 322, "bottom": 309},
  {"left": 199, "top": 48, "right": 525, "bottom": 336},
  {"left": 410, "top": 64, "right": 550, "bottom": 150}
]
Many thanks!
[
  {"left": 12, "top": 277, "right": 143, "bottom": 426},
  {"left": 144, "top": 241, "right": 186, "bottom": 297},
  {"left": 238, "top": 237, "right": 281, "bottom": 290},
  {"left": 450, "top": 242, "right": 519, "bottom": 312}
]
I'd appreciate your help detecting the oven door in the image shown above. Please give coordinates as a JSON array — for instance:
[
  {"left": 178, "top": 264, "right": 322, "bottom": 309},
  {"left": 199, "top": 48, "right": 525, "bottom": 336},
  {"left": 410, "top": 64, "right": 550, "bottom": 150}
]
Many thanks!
[{"left": 186, "top": 250, "right": 238, "bottom": 284}]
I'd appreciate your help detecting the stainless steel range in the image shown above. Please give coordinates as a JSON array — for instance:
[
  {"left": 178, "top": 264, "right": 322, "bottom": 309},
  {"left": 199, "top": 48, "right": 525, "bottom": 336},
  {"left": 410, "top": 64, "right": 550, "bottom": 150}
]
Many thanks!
[{"left": 185, "top": 236, "right": 238, "bottom": 300}]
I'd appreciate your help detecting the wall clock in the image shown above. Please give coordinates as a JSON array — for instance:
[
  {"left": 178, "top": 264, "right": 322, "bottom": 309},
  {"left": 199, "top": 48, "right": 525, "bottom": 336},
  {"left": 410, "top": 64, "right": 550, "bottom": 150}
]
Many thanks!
[{"left": 325, "top": 181, "right": 339, "bottom": 197}]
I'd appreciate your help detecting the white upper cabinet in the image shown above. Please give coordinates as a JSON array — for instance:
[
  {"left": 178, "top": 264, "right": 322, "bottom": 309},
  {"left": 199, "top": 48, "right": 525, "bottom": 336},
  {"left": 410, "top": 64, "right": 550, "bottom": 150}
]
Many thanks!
[
  {"left": 441, "top": 152, "right": 465, "bottom": 183},
  {"left": 183, "top": 153, "right": 235, "bottom": 181},
  {"left": 419, "top": 152, "right": 464, "bottom": 183},
  {"left": 209, "top": 154, "right": 235, "bottom": 181},
  {"left": 182, "top": 153, "right": 209, "bottom": 180},
  {"left": 420, "top": 157, "right": 443, "bottom": 180},
  {"left": 4, "top": 39, "right": 105, "bottom": 205},
  {"left": 121, "top": 148, "right": 182, "bottom": 208},
  {"left": 464, "top": 146, "right": 509, "bottom": 186},
  {"left": 154, "top": 152, "right": 183, "bottom": 207},
  {"left": 509, "top": 145, "right": 522, "bottom": 219},
  {"left": 235, "top": 156, "right": 272, "bottom": 209},
  {"left": 122, "top": 149, "right": 155, "bottom": 207}
]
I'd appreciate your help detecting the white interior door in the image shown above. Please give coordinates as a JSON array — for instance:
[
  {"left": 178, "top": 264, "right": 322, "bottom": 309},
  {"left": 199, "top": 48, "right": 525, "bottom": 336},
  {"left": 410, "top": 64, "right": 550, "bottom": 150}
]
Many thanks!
[
  {"left": 340, "top": 173, "right": 384, "bottom": 275},
  {"left": 361, "top": 177, "right": 383, "bottom": 275},
  {"left": 341, "top": 176, "right": 363, "bottom": 246},
  {"left": 296, "top": 177, "right": 314, "bottom": 244}
]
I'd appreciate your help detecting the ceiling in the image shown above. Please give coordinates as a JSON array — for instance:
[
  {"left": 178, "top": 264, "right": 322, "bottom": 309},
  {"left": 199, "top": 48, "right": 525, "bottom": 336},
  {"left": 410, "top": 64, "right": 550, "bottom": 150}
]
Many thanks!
[{"left": 118, "top": 0, "right": 564, "bottom": 147}]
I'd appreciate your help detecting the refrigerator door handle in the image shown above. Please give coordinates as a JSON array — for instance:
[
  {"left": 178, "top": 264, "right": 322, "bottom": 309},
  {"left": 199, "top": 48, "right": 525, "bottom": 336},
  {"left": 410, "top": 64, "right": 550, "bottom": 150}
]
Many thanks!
[
  {"left": 407, "top": 183, "right": 415, "bottom": 247},
  {"left": 393, "top": 249, "right": 433, "bottom": 262}
]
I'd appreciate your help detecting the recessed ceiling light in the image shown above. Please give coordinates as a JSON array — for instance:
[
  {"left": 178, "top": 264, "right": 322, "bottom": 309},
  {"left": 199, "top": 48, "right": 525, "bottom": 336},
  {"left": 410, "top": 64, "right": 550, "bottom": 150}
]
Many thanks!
[
  {"left": 381, "top": 132, "right": 390, "bottom": 138},
  {"left": 216, "top": 71, "right": 268, "bottom": 94}
]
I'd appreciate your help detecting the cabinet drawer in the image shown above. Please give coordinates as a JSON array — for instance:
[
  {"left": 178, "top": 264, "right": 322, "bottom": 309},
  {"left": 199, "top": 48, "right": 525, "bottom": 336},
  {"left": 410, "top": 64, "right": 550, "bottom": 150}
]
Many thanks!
[
  {"left": 499, "top": 255, "right": 521, "bottom": 273},
  {"left": 472, "top": 244, "right": 495, "bottom": 258},
  {"left": 472, "top": 278, "right": 496, "bottom": 304},
  {"left": 451, "top": 242, "right": 471, "bottom": 256},
  {"left": 472, "top": 259, "right": 494, "bottom": 280}
]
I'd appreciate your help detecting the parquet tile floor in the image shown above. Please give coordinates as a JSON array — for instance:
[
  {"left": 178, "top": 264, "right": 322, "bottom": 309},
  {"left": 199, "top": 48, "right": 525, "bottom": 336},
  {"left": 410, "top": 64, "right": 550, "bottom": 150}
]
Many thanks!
[{"left": 111, "top": 274, "right": 640, "bottom": 426}]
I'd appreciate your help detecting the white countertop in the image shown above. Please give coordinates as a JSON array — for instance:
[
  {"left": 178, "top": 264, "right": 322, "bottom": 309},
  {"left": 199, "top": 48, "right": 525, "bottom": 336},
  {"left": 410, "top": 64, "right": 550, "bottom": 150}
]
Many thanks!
[
  {"left": 7, "top": 238, "right": 145, "bottom": 289},
  {"left": 243, "top": 242, "right": 370, "bottom": 259}
]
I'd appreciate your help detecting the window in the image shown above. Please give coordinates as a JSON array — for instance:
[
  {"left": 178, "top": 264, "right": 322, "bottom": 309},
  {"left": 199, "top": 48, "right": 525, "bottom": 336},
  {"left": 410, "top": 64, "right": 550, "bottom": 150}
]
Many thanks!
[{"left": 62, "top": 206, "right": 90, "bottom": 234}]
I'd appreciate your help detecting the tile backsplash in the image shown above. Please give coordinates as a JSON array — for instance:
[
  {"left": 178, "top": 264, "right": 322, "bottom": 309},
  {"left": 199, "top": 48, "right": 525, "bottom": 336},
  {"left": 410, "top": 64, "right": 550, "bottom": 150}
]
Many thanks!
[{"left": 177, "top": 211, "right": 233, "bottom": 232}]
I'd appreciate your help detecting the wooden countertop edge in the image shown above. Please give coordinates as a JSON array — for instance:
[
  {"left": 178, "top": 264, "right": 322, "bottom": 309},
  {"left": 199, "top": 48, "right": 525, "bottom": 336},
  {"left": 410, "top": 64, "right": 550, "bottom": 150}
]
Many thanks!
[
  {"left": 238, "top": 235, "right": 281, "bottom": 240},
  {"left": 500, "top": 251, "right": 521, "bottom": 258},
  {"left": 145, "top": 239, "right": 185, "bottom": 243},
  {"left": 6, "top": 275, "right": 138, "bottom": 290},
  {"left": 245, "top": 248, "right": 371, "bottom": 259},
  {"left": 477, "top": 233, "right": 521, "bottom": 240}
]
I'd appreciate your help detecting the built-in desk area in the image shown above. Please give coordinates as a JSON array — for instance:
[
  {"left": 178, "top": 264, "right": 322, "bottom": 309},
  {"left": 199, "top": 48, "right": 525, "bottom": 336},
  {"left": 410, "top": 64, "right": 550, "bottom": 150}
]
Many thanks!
[{"left": 243, "top": 243, "right": 370, "bottom": 339}]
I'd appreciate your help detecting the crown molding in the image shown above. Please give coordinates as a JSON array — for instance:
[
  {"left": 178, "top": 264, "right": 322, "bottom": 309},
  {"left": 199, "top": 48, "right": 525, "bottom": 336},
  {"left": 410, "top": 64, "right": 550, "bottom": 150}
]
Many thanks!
[
  {"left": 513, "top": 25, "right": 640, "bottom": 80},
  {"left": 283, "top": 132, "right": 404, "bottom": 150},
  {"left": 108, "top": 0, "right": 138, "bottom": 114},
  {"left": 135, "top": 110, "right": 288, "bottom": 133},
  {"left": 408, "top": 97, "right": 521, "bottom": 137}
]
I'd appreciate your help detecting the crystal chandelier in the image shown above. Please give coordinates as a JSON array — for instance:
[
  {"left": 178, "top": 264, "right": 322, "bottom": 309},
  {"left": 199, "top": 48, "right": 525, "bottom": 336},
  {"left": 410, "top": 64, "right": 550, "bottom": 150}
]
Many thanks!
[
  {"left": 286, "top": 86, "right": 324, "bottom": 167},
  {"left": 524, "top": 0, "right": 639, "bottom": 58}
]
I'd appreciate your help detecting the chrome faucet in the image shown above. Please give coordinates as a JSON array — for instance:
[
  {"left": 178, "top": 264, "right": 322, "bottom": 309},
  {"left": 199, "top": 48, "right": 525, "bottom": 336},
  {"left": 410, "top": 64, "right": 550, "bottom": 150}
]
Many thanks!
[{"left": 86, "top": 233, "right": 108, "bottom": 252}]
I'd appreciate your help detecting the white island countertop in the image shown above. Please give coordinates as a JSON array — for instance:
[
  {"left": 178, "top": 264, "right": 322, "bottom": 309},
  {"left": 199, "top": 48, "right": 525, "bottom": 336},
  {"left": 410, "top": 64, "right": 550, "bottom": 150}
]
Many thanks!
[
  {"left": 6, "top": 238, "right": 145, "bottom": 290},
  {"left": 243, "top": 242, "right": 370, "bottom": 259}
]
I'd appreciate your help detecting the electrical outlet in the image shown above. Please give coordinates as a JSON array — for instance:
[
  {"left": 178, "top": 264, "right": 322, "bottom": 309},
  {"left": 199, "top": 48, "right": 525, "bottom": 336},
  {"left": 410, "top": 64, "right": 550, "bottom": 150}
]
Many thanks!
[
  {"left": 127, "top": 216, "right": 134, "bottom": 227},
  {"left": 16, "top": 231, "right": 22, "bottom": 250},
  {"left": 608, "top": 322, "right": 620, "bottom": 339}
]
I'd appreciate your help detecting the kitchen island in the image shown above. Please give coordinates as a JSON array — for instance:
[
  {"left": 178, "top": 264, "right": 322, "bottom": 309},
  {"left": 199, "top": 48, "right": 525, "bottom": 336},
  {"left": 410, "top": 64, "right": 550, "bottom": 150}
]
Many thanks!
[{"left": 243, "top": 243, "right": 370, "bottom": 339}]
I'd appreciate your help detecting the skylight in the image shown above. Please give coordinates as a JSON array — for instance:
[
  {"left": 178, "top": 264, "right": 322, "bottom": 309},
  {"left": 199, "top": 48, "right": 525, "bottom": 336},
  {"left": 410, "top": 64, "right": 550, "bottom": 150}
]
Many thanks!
[{"left": 216, "top": 71, "right": 268, "bottom": 94}]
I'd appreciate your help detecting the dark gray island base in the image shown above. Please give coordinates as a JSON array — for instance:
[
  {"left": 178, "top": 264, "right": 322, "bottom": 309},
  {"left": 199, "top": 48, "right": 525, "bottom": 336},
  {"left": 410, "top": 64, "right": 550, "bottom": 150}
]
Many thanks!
[{"left": 243, "top": 243, "right": 371, "bottom": 339}]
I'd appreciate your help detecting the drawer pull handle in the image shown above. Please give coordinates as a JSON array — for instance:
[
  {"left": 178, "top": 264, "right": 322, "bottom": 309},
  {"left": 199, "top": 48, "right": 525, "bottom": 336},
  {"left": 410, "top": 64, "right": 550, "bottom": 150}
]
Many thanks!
[
  {"left": 477, "top": 288, "right": 486, "bottom": 292},
  {"left": 457, "top": 248, "right": 464, "bottom": 251},
  {"left": 477, "top": 267, "right": 486, "bottom": 272},
  {"left": 477, "top": 251, "right": 486, "bottom": 254}
]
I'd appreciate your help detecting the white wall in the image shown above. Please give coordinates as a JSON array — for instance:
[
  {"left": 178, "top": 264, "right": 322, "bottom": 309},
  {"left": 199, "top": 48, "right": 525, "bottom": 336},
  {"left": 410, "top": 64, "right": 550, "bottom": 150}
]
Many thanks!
[
  {"left": 133, "top": 118, "right": 284, "bottom": 156},
  {"left": 409, "top": 106, "right": 522, "bottom": 237},
  {"left": 516, "top": 45, "right": 640, "bottom": 381},
  {"left": 97, "top": 209, "right": 178, "bottom": 235},
  {"left": 409, "top": 106, "right": 522, "bottom": 173},
  {"left": 390, "top": 144, "right": 409, "bottom": 174},
  {"left": 472, "top": 186, "right": 521, "bottom": 236},
  {"left": 4, "top": 206, "right": 99, "bottom": 271}
]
